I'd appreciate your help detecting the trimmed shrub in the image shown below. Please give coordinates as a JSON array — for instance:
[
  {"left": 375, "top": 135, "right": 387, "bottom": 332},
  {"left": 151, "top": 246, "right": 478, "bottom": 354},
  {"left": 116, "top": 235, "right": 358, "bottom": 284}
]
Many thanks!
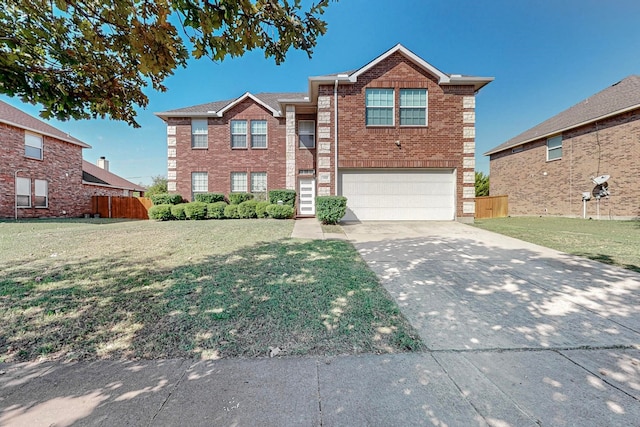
[
  {"left": 228, "top": 192, "right": 254, "bottom": 205},
  {"left": 237, "top": 200, "right": 259, "bottom": 219},
  {"left": 316, "top": 196, "right": 347, "bottom": 224},
  {"left": 170, "top": 204, "right": 187, "bottom": 220},
  {"left": 251, "top": 192, "right": 268, "bottom": 202},
  {"left": 148, "top": 204, "right": 173, "bottom": 221},
  {"left": 194, "top": 193, "right": 225, "bottom": 203},
  {"left": 150, "top": 193, "right": 183, "bottom": 205},
  {"left": 184, "top": 202, "right": 207, "bottom": 220},
  {"left": 206, "top": 201, "right": 227, "bottom": 219},
  {"left": 255, "top": 201, "right": 270, "bottom": 218},
  {"left": 224, "top": 204, "right": 240, "bottom": 219},
  {"left": 268, "top": 189, "right": 296, "bottom": 207},
  {"left": 266, "top": 204, "right": 294, "bottom": 219}
]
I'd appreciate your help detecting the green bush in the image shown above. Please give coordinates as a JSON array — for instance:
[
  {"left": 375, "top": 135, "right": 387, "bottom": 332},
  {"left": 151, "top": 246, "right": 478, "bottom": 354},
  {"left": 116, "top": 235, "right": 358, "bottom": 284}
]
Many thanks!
[
  {"left": 170, "top": 204, "right": 187, "bottom": 220},
  {"left": 255, "top": 201, "right": 270, "bottom": 218},
  {"left": 251, "top": 192, "right": 268, "bottom": 202},
  {"left": 228, "top": 192, "right": 254, "bottom": 205},
  {"left": 206, "top": 201, "right": 227, "bottom": 219},
  {"left": 184, "top": 202, "right": 207, "bottom": 220},
  {"left": 224, "top": 204, "right": 240, "bottom": 219},
  {"left": 150, "top": 193, "right": 183, "bottom": 205},
  {"left": 237, "top": 200, "right": 259, "bottom": 218},
  {"left": 316, "top": 196, "right": 347, "bottom": 224},
  {"left": 194, "top": 193, "right": 225, "bottom": 203},
  {"left": 148, "top": 204, "right": 173, "bottom": 221},
  {"left": 268, "top": 189, "right": 296, "bottom": 207},
  {"left": 266, "top": 204, "right": 294, "bottom": 219}
]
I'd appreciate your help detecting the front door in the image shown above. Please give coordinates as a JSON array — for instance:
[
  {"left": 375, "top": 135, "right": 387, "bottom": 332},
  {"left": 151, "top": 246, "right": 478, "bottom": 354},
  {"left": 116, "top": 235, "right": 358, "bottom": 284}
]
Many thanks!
[{"left": 298, "top": 178, "right": 316, "bottom": 216}]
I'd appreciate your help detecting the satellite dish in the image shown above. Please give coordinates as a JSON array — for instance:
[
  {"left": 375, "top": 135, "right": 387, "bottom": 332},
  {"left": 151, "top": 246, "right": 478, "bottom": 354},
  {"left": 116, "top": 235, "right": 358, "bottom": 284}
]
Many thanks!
[{"left": 591, "top": 174, "right": 610, "bottom": 185}]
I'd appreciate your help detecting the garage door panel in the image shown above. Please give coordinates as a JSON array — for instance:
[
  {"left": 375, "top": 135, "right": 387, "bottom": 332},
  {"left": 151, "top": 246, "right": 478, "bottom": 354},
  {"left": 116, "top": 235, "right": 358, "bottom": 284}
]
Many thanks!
[{"left": 339, "top": 169, "right": 455, "bottom": 221}]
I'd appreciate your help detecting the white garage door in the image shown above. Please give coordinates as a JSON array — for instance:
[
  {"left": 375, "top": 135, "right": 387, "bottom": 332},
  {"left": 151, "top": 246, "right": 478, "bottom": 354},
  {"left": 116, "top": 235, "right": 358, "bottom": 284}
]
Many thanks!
[{"left": 339, "top": 169, "right": 455, "bottom": 221}]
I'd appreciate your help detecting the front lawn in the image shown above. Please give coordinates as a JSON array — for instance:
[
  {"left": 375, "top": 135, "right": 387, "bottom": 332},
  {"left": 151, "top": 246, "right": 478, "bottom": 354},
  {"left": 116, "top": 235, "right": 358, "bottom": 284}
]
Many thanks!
[
  {"left": 0, "top": 219, "right": 423, "bottom": 362},
  {"left": 473, "top": 217, "right": 640, "bottom": 272}
]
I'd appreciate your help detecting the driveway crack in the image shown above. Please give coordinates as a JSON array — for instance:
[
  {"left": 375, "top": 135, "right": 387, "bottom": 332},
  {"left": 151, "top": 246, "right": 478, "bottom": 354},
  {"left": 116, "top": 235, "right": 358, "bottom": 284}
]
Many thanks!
[{"left": 148, "top": 359, "right": 190, "bottom": 427}]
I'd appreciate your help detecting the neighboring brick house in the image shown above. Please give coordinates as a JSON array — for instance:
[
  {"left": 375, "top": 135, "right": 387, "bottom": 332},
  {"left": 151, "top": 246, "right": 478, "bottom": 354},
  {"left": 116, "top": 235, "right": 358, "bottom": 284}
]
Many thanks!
[
  {"left": 82, "top": 157, "right": 146, "bottom": 198},
  {"left": 0, "top": 100, "right": 144, "bottom": 219},
  {"left": 156, "top": 44, "right": 493, "bottom": 221},
  {"left": 485, "top": 75, "right": 640, "bottom": 219}
]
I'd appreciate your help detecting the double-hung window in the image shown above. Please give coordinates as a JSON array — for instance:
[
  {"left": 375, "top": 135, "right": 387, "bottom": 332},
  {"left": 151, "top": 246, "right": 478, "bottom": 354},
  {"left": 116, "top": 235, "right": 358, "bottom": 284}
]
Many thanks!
[
  {"left": 231, "top": 120, "right": 247, "bottom": 148},
  {"left": 231, "top": 172, "right": 248, "bottom": 192},
  {"left": 16, "top": 177, "right": 31, "bottom": 207},
  {"left": 251, "top": 120, "right": 267, "bottom": 148},
  {"left": 365, "top": 89, "right": 394, "bottom": 126},
  {"left": 251, "top": 172, "right": 267, "bottom": 192},
  {"left": 547, "top": 135, "right": 562, "bottom": 161},
  {"left": 399, "top": 89, "right": 427, "bottom": 126},
  {"left": 191, "top": 172, "right": 208, "bottom": 199},
  {"left": 191, "top": 119, "right": 208, "bottom": 148},
  {"left": 25, "top": 133, "right": 43, "bottom": 159},
  {"left": 298, "top": 120, "right": 315, "bottom": 148},
  {"left": 34, "top": 179, "right": 48, "bottom": 208}
]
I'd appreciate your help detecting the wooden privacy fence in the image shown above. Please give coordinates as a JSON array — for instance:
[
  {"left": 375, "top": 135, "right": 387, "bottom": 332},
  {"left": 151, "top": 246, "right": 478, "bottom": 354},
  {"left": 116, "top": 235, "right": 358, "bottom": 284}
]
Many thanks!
[
  {"left": 475, "top": 195, "right": 508, "bottom": 219},
  {"left": 92, "top": 196, "right": 152, "bottom": 219}
]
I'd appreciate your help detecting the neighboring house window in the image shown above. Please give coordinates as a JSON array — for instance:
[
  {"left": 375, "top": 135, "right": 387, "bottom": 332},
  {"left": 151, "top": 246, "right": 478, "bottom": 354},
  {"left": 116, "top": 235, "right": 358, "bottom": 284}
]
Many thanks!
[
  {"left": 251, "top": 120, "right": 267, "bottom": 148},
  {"left": 25, "top": 132, "right": 43, "bottom": 160},
  {"left": 231, "top": 172, "right": 248, "bottom": 192},
  {"left": 547, "top": 135, "right": 562, "bottom": 161},
  {"left": 399, "top": 89, "right": 427, "bottom": 126},
  {"left": 191, "top": 172, "right": 208, "bottom": 199},
  {"left": 512, "top": 145, "right": 524, "bottom": 153},
  {"left": 16, "top": 177, "right": 31, "bottom": 207},
  {"left": 365, "top": 88, "right": 394, "bottom": 126},
  {"left": 231, "top": 120, "right": 247, "bottom": 148},
  {"left": 251, "top": 172, "right": 267, "bottom": 192},
  {"left": 191, "top": 119, "right": 208, "bottom": 148},
  {"left": 299, "top": 120, "right": 315, "bottom": 148},
  {"left": 34, "top": 179, "right": 48, "bottom": 208}
]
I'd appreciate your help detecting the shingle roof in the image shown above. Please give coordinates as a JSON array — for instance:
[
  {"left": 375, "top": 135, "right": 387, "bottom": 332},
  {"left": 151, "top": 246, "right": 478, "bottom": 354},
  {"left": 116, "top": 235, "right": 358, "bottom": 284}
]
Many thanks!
[
  {"left": 82, "top": 160, "right": 146, "bottom": 192},
  {"left": 485, "top": 75, "right": 640, "bottom": 155},
  {"left": 156, "top": 92, "right": 306, "bottom": 117},
  {"left": 0, "top": 100, "right": 90, "bottom": 148}
]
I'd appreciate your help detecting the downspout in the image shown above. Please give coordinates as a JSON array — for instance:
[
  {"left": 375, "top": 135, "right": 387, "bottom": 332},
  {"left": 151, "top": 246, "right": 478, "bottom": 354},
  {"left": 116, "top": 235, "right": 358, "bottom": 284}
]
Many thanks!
[{"left": 334, "top": 79, "right": 339, "bottom": 196}]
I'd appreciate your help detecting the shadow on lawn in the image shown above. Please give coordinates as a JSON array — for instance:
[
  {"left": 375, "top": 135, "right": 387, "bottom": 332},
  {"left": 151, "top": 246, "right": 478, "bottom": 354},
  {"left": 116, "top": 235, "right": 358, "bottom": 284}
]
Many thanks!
[
  {"left": 572, "top": 252, "right": 640, "bottom": 274},
  {"left": 0, "top": 238, "right": 421, "bottom": 363}
]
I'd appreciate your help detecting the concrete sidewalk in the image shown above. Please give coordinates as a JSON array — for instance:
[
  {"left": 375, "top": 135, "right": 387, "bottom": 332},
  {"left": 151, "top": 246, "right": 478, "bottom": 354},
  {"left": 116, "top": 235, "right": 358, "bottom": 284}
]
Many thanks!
[{"left": 290, "top": 217, "right": 347, "bottom": 240}]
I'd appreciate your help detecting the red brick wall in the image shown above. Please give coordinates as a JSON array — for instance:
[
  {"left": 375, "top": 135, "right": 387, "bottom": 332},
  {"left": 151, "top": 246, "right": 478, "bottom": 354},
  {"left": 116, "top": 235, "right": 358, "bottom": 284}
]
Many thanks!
[
  {"left": 169, "top": 100, "right": 287, "bottom": 201},
  {"left": 325, "top": 52, "right": 475, "bottom": 218},
  {"left": 0, "top": 122, "right": 90, "bottom": 218},
  {"left": 490, "top": 108, "right": 640, "bottom": 219}
]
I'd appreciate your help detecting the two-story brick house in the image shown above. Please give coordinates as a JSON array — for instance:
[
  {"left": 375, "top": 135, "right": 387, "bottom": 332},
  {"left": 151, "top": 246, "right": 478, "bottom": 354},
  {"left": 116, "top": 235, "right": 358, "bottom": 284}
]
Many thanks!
[{"left": 156, "top": 44, "right": 493, "bottom": 221}]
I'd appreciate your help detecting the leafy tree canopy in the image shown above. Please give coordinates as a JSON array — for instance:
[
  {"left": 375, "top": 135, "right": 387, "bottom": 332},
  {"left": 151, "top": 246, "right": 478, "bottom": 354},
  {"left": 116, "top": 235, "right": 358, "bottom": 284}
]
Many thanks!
[
  {"left": 144, "top": 175, "right": 168, "bottom": 196},
  {"left": 0, "top": 0, "right": 332, "bottom": 127},
  {"left": 475, "top": 171, "right": 490, "bottom": 197}
]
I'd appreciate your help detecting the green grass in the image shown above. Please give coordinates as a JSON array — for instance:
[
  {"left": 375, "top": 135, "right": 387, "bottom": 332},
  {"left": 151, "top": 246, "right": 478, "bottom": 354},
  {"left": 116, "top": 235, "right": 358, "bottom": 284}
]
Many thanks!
[
  {"left": 473, "top": 217, "right": 640, "bottom": 272},
  {"left": 320, "top": 223, "right": 344, "bottom": 234},
  {"left": 0, "top": 219, "right": 423, "bottom": 362}
]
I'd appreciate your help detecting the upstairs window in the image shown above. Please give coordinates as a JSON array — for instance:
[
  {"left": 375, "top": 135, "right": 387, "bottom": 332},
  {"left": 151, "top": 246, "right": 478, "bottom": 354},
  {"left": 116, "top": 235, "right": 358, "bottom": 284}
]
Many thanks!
[
  {"left": 231, "top": 172, "right": 248, "bottom": 192},
  {"left": 16, "top": 177, "right": 31, "bottom": 207},
  {"left": 399, "top": 89, "right": 427, "bottom": 126},
  {"left": 231, "top": 120, "right": 247, "bottom": 148},
  {"left": 34, "top": 179, "right": 48, "bottom": 208},
  {"left": 25, "top": 132, "right": 43, "bottom": 160},
  {"left": 365, "top": 89, "right": 394, "bottom": 126},
  {"left": 299, "top": 120, "right": 315, "bottom": 149},
  {"left": 547, "top": 135, "right": 562, "bottom": 161},
  {"left": 191, "top": 119, "right": 208, "bottom": 148},
  {"left": 251, "top": 120, "right": 267, "bottom": 148}
]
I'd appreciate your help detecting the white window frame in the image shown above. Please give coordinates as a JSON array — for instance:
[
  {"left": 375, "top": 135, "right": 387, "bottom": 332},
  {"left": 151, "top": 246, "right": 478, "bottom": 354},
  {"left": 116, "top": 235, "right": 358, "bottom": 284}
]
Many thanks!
[
  {"left": 191, "top": 172, "right": 208, "bottom": 200},
  {"left": 250, "top": 172, "right": 267, "bottom": 192},
  {"left": 399, "top": 89, "right": 428, "bottom": 126},
  {"left": 298, "top": 120, "right": 316, "bottom": 149},
  {"left": 251, "top": 120, "right": 268, "bottom": 149},
  {"left": 16, "top": 177, "right": 31, "bottom": 207},
  {"left": 191, "top": 119, "right": 208, "bottom": 148},
  {"left": 34, "top": 179, "right": 48, "bottom": 208},
  {"left": 25, "top": 132, "right": 43, "bottom": 160},
  {"left": 547, "top": 135, "right": 562, "bottom": 161},
  {"left": 231, "top": 120, "right": 247, "bottom": 149},
  {"left": 365, "top": 88, "right": 395, "bottom": 126},
  {"left": 231, "top": 172, "right": 248, "bottom": 192}
]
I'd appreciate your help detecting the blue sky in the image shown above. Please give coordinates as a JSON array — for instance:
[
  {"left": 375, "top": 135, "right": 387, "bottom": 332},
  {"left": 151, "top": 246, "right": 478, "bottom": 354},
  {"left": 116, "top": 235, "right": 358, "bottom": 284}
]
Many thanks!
[{"left": 3, "top": 0, "right": 640, "bottom": 185}]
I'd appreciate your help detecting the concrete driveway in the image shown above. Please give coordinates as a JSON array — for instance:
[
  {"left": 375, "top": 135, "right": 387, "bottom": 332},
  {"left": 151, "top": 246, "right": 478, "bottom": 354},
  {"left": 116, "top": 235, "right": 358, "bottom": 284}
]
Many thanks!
[{"left": 342, "top": 221, "right": 640, "bottom": 426}]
